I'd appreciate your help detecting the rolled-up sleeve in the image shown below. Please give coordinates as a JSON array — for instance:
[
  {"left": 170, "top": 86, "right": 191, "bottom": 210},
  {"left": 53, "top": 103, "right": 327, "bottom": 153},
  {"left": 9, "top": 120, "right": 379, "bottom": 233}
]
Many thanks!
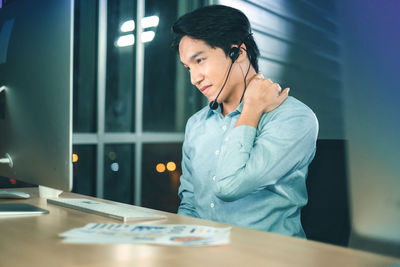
[{"left": 214, "top": 109, "right": 318, "bottom": 202}]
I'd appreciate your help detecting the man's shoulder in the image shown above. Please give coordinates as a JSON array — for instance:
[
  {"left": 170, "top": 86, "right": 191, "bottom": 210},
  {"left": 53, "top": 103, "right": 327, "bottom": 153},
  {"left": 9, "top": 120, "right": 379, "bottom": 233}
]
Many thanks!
[
  {"left": 257, "top": 96, "right": 319, "bottom": 139},
  {"left": 185, "top": 104, "right": 210, "bottom": 128},
  {"left": 280, "top": 96, "right": 313, "bottom": 112},
  {"left": 183, "top": 105, "right": 210, "bottom": 141},
  {"left": 272, "top": 96, "right": 316, "bottom": 118},
  {"left": 261, "top": 96, "right": 318, "bottom": 127}
]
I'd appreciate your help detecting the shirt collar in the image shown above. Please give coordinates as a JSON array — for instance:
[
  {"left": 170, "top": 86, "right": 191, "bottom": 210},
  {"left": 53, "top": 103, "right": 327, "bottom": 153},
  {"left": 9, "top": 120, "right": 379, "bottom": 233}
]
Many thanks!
[{"left": 206, "top": 102, "right": 243, "bottom": 119}]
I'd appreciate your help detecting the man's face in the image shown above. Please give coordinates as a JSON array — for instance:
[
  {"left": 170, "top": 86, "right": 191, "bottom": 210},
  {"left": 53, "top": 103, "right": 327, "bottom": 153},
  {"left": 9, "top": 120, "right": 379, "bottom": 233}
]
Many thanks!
[{"left": 179, "top": 36, "right": 235, "bottom": 103}]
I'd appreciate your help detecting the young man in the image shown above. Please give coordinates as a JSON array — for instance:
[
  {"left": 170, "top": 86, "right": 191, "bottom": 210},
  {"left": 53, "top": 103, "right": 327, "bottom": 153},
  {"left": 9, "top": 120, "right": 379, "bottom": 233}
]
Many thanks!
[{"left": 172, "top": 5, "right": 318, "bottom": 238}]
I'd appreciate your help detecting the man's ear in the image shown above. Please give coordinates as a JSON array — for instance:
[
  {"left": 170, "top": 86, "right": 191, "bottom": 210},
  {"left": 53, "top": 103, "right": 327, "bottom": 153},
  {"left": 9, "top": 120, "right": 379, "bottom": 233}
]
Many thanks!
[{"left": 234, "top": 43, "right": 248, "bottom": 63}]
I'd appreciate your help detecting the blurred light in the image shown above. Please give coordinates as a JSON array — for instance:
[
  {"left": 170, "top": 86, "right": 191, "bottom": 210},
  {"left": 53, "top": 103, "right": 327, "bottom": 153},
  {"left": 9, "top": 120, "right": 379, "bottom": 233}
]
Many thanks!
[
  {"left": 141, "top": 31, "right": 155, "bottom": 43},
  {"left": 156, "top": 163, "right": 166, "bottom": 173},
  {"left": 116, "top": 34, "right": 135, "bottom": 47},
  {"left": 10, "top": 179, "right": 16, "bottom": 185},
  {"left": 108, "top": 151, "right": 116, "bottom": 161},
  {"left": 142, "top": 16, "right": 159, "bottom": 28},
  {"left": 116, "top": 31, "right": 156, "bottom": 48},
  {"left": 166, "top": 161, "right": 176, "bottom": 172},
  {"left": 111, "top": 162, "right": 119, "bottom": 172},
  {"left": 121, "top": 20, "right": 135, "bottom": 32},
  {"left": 72, "top": 153, "right": 78, "bottom": 163}
]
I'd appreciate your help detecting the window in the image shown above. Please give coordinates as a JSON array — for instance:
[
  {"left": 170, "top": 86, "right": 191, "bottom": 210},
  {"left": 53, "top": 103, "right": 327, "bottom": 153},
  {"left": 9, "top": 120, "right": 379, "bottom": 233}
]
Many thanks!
[{"left": 72, "top": 0, "right": 205, "bottom": 212}]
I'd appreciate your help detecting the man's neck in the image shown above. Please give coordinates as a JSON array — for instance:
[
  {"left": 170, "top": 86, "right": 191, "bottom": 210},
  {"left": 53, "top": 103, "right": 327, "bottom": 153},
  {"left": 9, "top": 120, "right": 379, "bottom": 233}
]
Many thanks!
[{"left": 221, "top": 69, "right": 257, "bottom": 116}]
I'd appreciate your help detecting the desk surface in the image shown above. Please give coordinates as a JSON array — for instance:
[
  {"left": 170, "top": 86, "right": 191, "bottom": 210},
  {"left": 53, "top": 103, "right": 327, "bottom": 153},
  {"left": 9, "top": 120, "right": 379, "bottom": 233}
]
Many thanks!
[{"left": 0, "top": 188, "right": 398, "bottom": 267}]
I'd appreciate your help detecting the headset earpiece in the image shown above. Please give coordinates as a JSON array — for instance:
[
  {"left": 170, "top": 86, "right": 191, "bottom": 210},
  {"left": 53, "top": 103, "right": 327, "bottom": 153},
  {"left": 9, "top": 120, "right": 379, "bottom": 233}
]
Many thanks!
[
  {"left": 210, "top": 37, "right": 250, "bottom": 110},
  {"left": 229, "top": 46, "right": 240, "bottom": 62}
]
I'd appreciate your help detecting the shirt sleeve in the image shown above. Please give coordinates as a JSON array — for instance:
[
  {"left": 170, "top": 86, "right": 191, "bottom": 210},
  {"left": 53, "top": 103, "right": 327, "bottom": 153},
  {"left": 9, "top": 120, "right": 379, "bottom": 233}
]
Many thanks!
[
  {"left": 177, "top": 121, "right": 200, "bottom": 218},
  {"left": 214, "top": 108, "right": 318, "bottom": 202}
]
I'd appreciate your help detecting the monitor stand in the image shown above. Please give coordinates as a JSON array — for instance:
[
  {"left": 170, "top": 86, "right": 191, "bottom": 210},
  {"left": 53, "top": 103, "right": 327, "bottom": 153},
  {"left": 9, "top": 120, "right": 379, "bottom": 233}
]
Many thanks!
[{"left": 38, "top": 185, "right": 63, "bottom": 199}]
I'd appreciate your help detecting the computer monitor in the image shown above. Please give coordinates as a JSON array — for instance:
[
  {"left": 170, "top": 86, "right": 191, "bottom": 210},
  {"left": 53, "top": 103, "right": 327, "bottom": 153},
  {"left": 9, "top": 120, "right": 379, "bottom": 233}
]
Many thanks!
[{"left": 0, "top": 0, "right": 74, "bottom": 193}]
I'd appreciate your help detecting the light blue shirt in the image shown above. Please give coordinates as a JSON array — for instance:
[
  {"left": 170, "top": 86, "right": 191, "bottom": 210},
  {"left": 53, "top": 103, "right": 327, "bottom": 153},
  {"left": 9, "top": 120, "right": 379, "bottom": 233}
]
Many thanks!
[{"left": 178, "top": 96, "right": 319, "bottom": 237}]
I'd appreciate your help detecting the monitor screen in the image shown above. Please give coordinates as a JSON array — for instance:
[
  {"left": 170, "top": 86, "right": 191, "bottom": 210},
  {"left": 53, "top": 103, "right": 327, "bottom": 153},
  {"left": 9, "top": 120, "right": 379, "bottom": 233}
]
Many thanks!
[{"left": 0, "top": 0, "right": 74, "bottom": 191}]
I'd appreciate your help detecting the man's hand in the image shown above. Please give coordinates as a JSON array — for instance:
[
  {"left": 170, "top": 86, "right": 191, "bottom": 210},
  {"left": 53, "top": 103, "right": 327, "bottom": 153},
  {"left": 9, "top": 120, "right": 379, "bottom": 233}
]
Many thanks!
[
  {"left": 235, "top": 73, "right": 289, "bottom": 128},
  {"left": 243, "top": 73, "right": 289, "bottom": 114}
]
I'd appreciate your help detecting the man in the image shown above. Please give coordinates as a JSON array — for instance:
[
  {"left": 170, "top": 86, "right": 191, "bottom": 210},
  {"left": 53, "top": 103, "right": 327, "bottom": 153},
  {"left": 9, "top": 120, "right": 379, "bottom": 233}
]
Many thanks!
[{"left": 172, "top": 5, "right": 318, "bottom": 238}]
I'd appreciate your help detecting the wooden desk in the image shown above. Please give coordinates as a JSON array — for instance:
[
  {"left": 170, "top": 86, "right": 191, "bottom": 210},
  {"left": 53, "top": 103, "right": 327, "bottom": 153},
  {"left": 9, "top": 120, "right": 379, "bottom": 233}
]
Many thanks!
[{"left": 0, "top": 188, "right": 398, "bottom": 267}]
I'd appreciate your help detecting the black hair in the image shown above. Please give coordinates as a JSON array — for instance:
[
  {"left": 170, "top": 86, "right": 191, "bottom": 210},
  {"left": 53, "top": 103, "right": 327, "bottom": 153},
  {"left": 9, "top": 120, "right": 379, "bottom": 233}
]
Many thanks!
[{"left": 171, "top": 5, "right": 260, "bottom": 72}]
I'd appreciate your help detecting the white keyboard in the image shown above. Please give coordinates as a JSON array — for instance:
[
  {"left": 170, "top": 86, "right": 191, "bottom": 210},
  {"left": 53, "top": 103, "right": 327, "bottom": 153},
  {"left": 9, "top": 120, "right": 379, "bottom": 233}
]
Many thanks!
[{"left": 47, "top": 198, "right": 167, "bottom": 222}]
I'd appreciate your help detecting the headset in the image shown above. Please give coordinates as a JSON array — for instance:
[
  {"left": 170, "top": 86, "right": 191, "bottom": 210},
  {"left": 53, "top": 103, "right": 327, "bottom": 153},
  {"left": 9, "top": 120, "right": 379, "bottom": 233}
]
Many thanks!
[{"left": 209, "top": 36, "right": 252, "bottom": 110}]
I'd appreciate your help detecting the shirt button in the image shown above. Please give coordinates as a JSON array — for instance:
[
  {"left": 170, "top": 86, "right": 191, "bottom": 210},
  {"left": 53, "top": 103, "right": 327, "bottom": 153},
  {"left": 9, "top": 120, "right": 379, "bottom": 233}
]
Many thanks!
[
  {"left": 224, "top": 137, "right": 229, "bottom": 142},
  {"left": 222, "top": 125, "right": 227, "bottom": 131},
  {"left": 212, "top": 176, "right": 216, "bottom": 181},
  {"left": 215, "top": 150, "right": 220, "bottom": 155},
  {"left": 210, "top": 202, "right": 215, "bottom": 208}
]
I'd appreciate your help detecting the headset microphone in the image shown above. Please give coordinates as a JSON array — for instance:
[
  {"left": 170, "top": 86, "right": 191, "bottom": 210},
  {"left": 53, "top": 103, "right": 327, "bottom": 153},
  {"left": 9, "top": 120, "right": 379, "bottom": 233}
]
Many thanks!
[
  {"left": 209, "top": 99, "right": 219, "bottom": 110},
  {"left": 209, "top": 46, "right": 241, "bottom": 110}
]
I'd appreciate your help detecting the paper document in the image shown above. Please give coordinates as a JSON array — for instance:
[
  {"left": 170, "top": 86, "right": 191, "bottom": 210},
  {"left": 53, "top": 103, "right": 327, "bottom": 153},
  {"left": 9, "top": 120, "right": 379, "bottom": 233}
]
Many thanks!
[{"left": 59, "top": 223, "right": 231, "bottom": 246}]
